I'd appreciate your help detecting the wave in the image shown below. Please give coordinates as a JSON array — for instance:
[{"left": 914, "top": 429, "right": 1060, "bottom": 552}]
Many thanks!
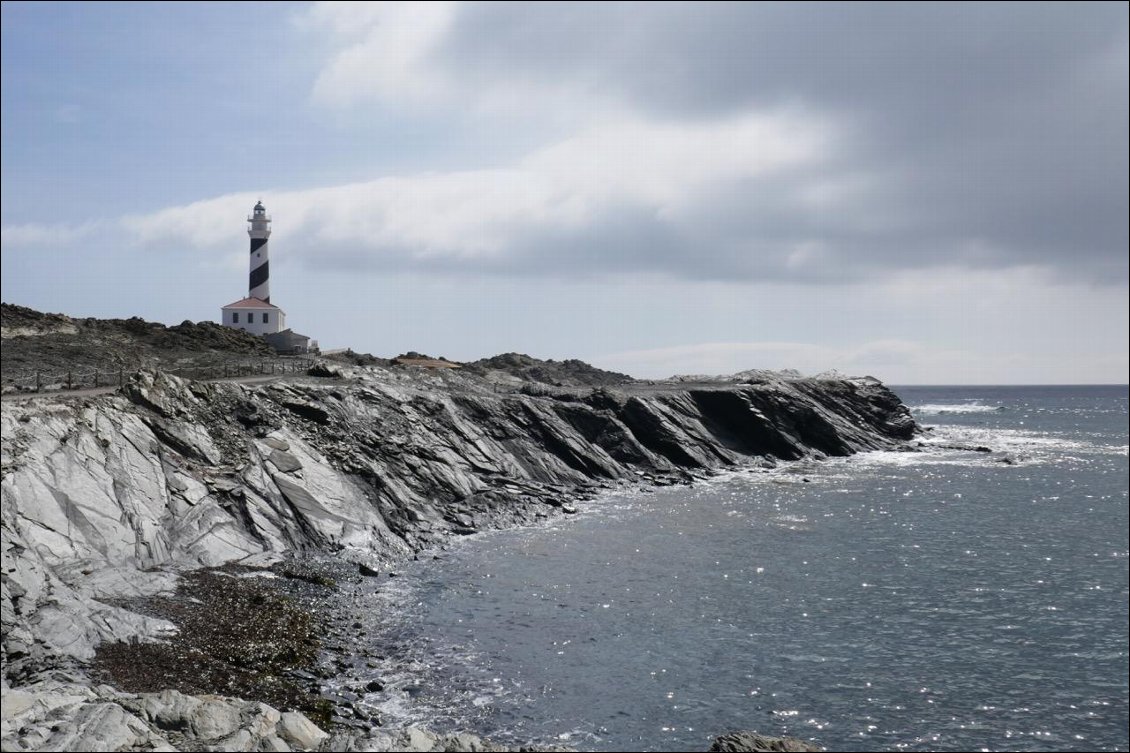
[
  {"left": 911, "top": 402, "right": 1005, "bottom": 415},
  {"left": 805, "top": 424, "right": 1125, "bottom": 475}
]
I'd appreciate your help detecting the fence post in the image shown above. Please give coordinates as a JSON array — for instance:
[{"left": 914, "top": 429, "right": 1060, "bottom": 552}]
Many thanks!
[
  {"left": 35, "top": 371, "right": 41, "bottom": 393},
  {"left": 119, "top": 368, "right": 124, "bottom": 387},
  {"left": 93, "top": 370, "right": 99, "bottom": 388},
  {"left": 67, "top": 371, "right": 73, "bottom": 390}
]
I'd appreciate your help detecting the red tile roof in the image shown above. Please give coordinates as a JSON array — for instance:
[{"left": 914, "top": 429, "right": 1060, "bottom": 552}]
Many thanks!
[{"left": 222, "top": 297, "right": 281, "bottom": 309}]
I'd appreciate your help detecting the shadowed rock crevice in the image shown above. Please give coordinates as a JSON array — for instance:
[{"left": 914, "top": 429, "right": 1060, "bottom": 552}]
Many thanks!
[{"left": 689, "top": 389, "right": 806, "bottom": 459}]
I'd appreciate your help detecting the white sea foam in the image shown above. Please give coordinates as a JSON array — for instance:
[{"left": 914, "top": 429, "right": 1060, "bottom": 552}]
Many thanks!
[
  {"left": 804, "top": 423, "right": 1123, "bottom": 475},
  {"left": 924, "top": 425, "right": 1121, "bottom": 457},
  {"left": 911, "top": 402, "right": 1005, "bottom": 415},
  {"left": 840, "top": 449, "right": 983, "bottom": 468}
]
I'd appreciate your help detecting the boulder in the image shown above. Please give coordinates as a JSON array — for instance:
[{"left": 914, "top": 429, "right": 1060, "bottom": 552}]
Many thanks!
[{"left": 277, "top": 710, "right": 329, "bottom": 750}]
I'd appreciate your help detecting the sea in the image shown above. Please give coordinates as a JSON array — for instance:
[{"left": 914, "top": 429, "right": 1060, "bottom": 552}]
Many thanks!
[{"left": 345, "top": 385, "right": 1129, "bottom": 752}]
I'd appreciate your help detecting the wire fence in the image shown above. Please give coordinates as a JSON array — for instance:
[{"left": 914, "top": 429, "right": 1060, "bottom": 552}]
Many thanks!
[{"left": 1, "top": 357, "right": 316, "bottom": 396}]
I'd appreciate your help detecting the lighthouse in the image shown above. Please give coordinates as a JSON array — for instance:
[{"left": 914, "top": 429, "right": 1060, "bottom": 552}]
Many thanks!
[
  {"left": 248, "top": 200, "right": 271, "bottom": 302},
  {"left": 220, "top": 201, "right": 317, "bottom": 353},
  {"left": 221, "top": 200, "right": 286, "bottom": 336}
]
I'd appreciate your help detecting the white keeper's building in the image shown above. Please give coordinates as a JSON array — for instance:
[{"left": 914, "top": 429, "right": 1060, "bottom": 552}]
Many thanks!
[{"left": 222, "top": 296, "right": 284, "bottom": 335}]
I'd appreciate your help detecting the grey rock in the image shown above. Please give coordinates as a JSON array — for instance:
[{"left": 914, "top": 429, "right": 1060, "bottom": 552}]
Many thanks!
[
  {"left": 0, "top": 683, "right": 329, "bottom": 752},
  {"left": 131, "top": 690, "right": 246, "bottom": 740},
  {"left": 31, "top": 700, "right": 171, "bottom": 752},
  {"left": 268, "top": 449, "right": 303, "bottom": 473},
  {"left": 276, "top": 711, "right": 328, "bottom": 750},
  {"left": 258, "top": 734, "right": 294, "bottom": 752},
  {"left": 344, "top": 727, "right": 577, "bottom": 752},
  {"left": 331, "top": 727, "right": 511, "bottom": 752}
]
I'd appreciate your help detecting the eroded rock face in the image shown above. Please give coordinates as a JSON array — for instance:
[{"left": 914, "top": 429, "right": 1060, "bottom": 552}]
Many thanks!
[{"left": 1, "top": 365, "right": 915, "bottom": 749}]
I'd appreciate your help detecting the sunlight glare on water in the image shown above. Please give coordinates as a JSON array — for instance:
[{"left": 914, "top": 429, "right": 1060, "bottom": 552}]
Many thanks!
[{"left": 346, "top": 386, "right": 1129, "bottom": 752}]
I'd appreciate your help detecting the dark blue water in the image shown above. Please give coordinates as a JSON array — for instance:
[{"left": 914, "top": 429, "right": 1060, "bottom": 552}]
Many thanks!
[{"left": 348, "top": 386, "right": 1129, "bottom": 751}]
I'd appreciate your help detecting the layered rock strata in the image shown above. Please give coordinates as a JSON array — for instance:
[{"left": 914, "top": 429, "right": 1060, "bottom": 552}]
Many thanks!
[{"left": 1, "top": 364, "right": 915, "bottom": 750}]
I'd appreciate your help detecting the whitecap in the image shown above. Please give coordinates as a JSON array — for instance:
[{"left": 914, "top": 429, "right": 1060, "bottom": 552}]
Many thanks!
[{"left": 911, "top": 402, "right": 1005, "bottom": 415}]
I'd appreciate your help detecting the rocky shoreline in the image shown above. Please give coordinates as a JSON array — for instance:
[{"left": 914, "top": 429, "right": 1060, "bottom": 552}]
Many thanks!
[{"left": 1, "top": 360, "right": 915, "bottom": 750}]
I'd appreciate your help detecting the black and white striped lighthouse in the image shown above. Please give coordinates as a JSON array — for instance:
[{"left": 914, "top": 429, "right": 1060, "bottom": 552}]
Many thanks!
[
  {"left": 222, "top": 201, "right": 290, "bottom": 339},
  {"left": 248, "top": 200, "right": 271, "bottom": 302}
]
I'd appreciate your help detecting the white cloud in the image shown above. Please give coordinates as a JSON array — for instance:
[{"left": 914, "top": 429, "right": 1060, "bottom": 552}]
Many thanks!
[
  {"left": 119, "top": 195, "right": 260, "bottom": 249},
  {"left": 0, "top": 221, "right": 104, "bottom": 247},
  {"left": 304, "top": 1, "right": 459, "bottom": 110},
  {"left": 12, "top": 111, "right": 827, "bottom": 274},
  {"left": 298, "top": 1, "right": 669, "bottom": 124}
]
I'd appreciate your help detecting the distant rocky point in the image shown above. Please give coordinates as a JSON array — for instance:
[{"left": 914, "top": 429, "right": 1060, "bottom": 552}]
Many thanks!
[{"left": 462, "top": 351, "right": 634, "bottom": 387}]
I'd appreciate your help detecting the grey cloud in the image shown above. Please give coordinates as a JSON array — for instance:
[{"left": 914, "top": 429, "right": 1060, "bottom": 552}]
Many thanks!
[
  {"left": 423, "top": 2, "right": 1129, "bottom": 282},
  {"left": 445, "top": 3, "right": 1122, "bottom": 120}
]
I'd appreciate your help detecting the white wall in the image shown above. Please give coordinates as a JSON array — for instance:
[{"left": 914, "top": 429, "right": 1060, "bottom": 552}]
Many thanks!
[{"left": 221, "top": 307, "right": 285, "bottom": 336}]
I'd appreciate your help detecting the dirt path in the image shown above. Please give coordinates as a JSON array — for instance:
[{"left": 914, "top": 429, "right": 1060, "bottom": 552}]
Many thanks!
[{"left": 0, "top": 374, "right": 284, "bottom": 404}]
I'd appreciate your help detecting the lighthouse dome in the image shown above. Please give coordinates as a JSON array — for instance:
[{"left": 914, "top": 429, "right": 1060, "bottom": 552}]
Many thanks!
[{"left": 253, "top": 201, "right": 265, "bottom": 212}]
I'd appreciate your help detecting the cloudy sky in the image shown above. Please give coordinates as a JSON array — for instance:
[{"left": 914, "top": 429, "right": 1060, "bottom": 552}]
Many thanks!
[{"left": 2, "top": 2, "right": 1126, "bottom": 383}]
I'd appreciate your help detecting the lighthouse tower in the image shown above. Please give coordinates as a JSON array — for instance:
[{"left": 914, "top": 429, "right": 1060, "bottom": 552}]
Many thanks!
[
  {"left": 221, "top": 200, "right": 286, "bottom": 336},
  {"left": 248, "top": 200, "right": 271, "bottom": 302}
]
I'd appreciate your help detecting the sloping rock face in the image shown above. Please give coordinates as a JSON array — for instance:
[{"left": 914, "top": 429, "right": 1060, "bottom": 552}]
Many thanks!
[
  {"left": 1, "top": 365, "right": 914, "bottom": 748},
  {"left": 2, "top": 367, "right": 914, "bottom": 669}
]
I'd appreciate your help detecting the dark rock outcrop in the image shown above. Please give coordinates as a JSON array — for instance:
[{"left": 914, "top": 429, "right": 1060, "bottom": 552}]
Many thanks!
[
  {"left": 710, "top": 731, "right": 821, "bottom": 751},
  {"left": 463, "top": 352, "right": 633, "bottom": 386}
]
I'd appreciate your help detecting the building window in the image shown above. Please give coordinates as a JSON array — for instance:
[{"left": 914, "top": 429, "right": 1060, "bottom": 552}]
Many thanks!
[
  {"left": 232, "top": 312, "right": 239, "bottom": 323},
  {"left": 263, "top": 312, "right": 269, "bottom": 323}
]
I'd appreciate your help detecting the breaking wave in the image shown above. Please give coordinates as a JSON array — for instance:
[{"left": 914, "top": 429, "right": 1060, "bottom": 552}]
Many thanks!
[{"left": 910, "top": 402, "right": 1005, "bottom": 415}]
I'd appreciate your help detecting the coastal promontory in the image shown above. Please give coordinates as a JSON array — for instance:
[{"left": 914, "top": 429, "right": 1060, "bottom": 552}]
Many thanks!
[{"left": 1, "top": 306, "right": 915, "bottom": 751}]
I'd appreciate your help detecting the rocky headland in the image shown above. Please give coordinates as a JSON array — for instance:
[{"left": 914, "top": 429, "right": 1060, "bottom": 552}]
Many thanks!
[{"left": 1, "top": 308, "right": 916, "bottom": 751}]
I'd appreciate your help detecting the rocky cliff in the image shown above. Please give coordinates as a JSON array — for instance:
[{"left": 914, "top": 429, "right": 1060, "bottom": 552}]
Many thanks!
[{"left": 1, "top": 362, "right": 915, "bottom": 750}]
